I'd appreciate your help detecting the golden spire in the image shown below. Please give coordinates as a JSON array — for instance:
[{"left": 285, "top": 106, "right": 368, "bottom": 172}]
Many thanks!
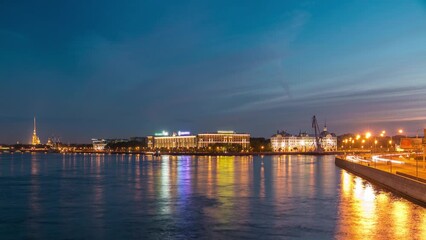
[
  {"left": 32, "top": 116, "right": 41, "bottom": 145},
  {"left": 33, "top": 116, "right": 36, "bottom": 135}
]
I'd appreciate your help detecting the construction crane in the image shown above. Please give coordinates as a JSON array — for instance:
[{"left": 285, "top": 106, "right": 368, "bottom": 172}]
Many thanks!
[{"left": 312, "top": 115, "right": 324, "bottom": 153}]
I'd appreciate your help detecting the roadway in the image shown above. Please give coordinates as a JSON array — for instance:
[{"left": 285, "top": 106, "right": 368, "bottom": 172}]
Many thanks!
[{"left": 343, "top": 154, "right": 426, "bottom": 181}]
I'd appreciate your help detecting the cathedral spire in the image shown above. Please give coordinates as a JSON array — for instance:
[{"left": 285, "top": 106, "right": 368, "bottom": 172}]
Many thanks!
[
  {"left": 32, "top": 116, "right": 41, "bottom": 145},
  {"left": 33, "top": 116, "right": 36, "bottom": 135}
]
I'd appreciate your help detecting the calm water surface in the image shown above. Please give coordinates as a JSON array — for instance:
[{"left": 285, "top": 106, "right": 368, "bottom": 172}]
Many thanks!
[{"left": 0, "top": 153, "right": 425, "bottom": 239}]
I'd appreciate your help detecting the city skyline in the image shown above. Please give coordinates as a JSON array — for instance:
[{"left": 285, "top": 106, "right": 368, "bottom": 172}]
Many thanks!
[
  {"left": 1, "top": 1, "right": 426, "bottom": 143},
  {"left": 3, "top": 115, "right": 417, "bottom": 145}
]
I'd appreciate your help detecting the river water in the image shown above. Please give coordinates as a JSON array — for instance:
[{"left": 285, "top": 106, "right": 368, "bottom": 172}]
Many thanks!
[{"left": 0, "top": 153, "right": 424, "bottom": 239}]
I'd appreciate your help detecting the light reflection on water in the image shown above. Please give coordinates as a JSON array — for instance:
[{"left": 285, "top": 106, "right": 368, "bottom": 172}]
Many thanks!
[
  {"left": 337, "top": 171, "right": 425, "bottom": 240},
  {"left": 0, "top": 153, "right": 424, "bottom": 239}
]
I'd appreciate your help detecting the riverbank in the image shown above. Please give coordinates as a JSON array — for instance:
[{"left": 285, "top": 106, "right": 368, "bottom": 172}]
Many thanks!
[
  {"left": 335, "top": 156, "right": 426, "bottom": 206},
  {"left": 0, "top": 150, "right": 342, "bottom": 156},
  {"left": 166, "top": 151, "right": 342, "bottom": 156}
]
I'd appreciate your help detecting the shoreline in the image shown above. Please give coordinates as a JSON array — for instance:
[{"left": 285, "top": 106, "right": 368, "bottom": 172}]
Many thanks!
[
  {"left": 335, "top": 156, "right": 426, "bottom": 207},
  {"left": 0, "top": 150, "right": 342, "bottom": 156}
]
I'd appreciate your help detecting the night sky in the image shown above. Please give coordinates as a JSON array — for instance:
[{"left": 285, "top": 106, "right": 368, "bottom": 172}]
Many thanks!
[{"left": 1, "top": 0, "right": 426, "bottom": 143}]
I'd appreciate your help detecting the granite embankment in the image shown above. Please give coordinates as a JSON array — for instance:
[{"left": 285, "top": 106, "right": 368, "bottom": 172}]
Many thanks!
[{"left": 335, "top": 156, "right": 426, "bottom": 206}]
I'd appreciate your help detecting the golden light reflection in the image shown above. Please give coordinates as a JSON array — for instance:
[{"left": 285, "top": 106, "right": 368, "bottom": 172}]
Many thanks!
[
  {"left": 338, "top": 170, "right": 426, "bottom": 240},
  {"left": 353, "top": 177, "right": 363, "bottom": 200},
  {"left": 30, "top": 153, "right": 41, "bottom": 216},
  {"left": 273, "top": 155, "right": 287, "bottom": 201},
  {"left": 392, "top": 201, "right": 409, "bottom": 240},
  {"left": 160, "top": 156, "right": 171, "bottom": 215},
  {"left": 341, "top": 171, "right": 352, "bottom": 197},
  {"left": 309, "top": 156, "right": 315, "bottom": 198},
  {"left": 375, "top": 192, "right": 389, "bottom": 204},
  {"left": 134, "top": 154, "right": 142, "bottom": 201},
  {"left": 203, "top": 156, "right": 238, "bottom": 227},
  {"left": 216, "top": 156, "right": 235, "bottom": 199},
  {"left": 31, "top": 153, "right": 39, "bottom": 175},
  {"left": 235, "top": 156, "right": 251, "bottom": 198},
  {"left": 422, "top": 213, "right": 426, "bottom": 240}
]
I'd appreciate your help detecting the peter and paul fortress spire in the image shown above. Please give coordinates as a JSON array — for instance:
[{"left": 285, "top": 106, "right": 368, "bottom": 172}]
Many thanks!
[{"left": 31, "top": 116, "right": 41, "bottom": 145}]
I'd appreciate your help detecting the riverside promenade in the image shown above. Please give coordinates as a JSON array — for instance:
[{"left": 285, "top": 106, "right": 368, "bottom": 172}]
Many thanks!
[{"left": 335, "top": 155, "right": 426, "bottom": 206}]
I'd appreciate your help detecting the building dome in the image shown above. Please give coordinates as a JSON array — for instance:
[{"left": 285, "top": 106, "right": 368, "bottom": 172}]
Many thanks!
[{"left": 320, "top": 124, "right": 336, "bottom": 138}]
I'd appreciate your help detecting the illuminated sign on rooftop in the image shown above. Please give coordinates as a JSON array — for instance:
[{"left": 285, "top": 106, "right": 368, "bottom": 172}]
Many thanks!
[
  {"left": 217, "top": 130, "right": 235, "bottom": 134},
  {"left": 155, "top": 131, "right": 169, "bottom": 136},
  {"left": 178, "top": 131, "right": 190, "bottom": 136}
]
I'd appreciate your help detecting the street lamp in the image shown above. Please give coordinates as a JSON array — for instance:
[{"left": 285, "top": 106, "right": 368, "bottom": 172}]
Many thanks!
[
  {"left": 366, "top": 132, "right": 372, "bottom": 139},
  {"left": 374, "top": 139, "right": 378, "bottom": 152}
]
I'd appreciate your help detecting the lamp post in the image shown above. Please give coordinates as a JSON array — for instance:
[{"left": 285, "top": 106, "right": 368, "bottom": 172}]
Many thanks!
[
  {"left": 423, "top": 129, "right": 426, "bottom": 170},
  {"left": 374, "top": 139, "right": 378, "bottom": 153},
  {"left": 416, "top": 129, "right": 422, "bottom": 138}
]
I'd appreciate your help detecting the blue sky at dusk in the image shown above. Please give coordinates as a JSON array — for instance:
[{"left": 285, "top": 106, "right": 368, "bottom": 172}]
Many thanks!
[{"left": 1, "top": 0, "right": 426, "bottom": 143}]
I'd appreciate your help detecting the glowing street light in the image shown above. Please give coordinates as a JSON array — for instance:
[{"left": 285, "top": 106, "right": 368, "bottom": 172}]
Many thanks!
[
  {"left": 374, "top": 139, "right": 378, "bottom": 152},
  {"left": 366, "top": 132, "right": 372, "bottom": 139},
  {"left": 398, "top": 129, "right": 403, "bottom": 134}
]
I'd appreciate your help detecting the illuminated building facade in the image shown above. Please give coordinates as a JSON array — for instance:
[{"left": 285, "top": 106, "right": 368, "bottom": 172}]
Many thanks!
[
  {"left": 152, "top": 135, "right": 197, "bottom": 149},
  {"left": 271, "top": 126, "right": 337, "bottom": 152},
  {"left": 197, "top": 131, "right": 250, "bottom": 149},
  {"left": 319, "top": 126, "right": 338, "bottom": 151},
  {"left": 91, "top": 138, "right": 128, "bottom": 151},
  {"left": 147, "top": 130, "right": 250, "bottom": 150},
  {"left": 147, "top": 136, "right": 154, "bottom": 149},
  {"left": 148, "top": 131, "right": 197, "bottom": 149},
  {"left": 398, "top": 138, "right": 423, "bottom": 151},
  {"left": 271, "top": 131, "right": 316, "bottom": 152},
  {"left": 31, "top": 117, "right": 41, "bottom": 145},
  {"left": 92, "top": 139, "right": 107, "bottom": 151}
]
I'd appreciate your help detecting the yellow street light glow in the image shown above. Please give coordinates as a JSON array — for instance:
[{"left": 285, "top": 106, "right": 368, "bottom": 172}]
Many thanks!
[
  {"left": 356, "top": 134, "right": 361, "bottom": 140},
  {"left": 365, "top": 132, "right": 372, "bottom": 139},
  {"left": 362, "top": 139, "right": 365, "bottom": 143},
  {"left": 374, "top": 140, "right": 378, "bottom": 144},
  {"left": 398, "top": 129, "right": 403, "bottom": 134},
  {"left": 382, "top": 130, "right": 386, "bottom": 134},
  {"left": 389, "top": 140, "right": 392, "bottom": 144}
]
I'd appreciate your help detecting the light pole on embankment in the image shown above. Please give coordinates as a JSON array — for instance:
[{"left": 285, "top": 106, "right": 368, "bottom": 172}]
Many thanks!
[{"left": 423, "top": 129, "right": 426, "bottom": 170}]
